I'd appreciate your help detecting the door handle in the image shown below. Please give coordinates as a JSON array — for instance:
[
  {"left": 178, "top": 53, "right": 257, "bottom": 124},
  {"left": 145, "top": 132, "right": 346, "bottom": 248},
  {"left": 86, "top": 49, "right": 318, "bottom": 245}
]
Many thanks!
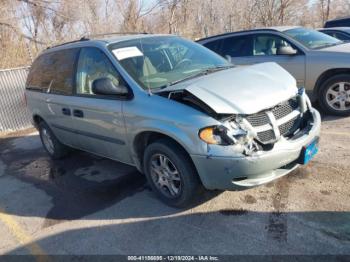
[
  {"left": 62, "top": 108, "right": 71, "bottom": 116},
  {"left": 73, "top": 109, "right": 84, "bottom": 118}
]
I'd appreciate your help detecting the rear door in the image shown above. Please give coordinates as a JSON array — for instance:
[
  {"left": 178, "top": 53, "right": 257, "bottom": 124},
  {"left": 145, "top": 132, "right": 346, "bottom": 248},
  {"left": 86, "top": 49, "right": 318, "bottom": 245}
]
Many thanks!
[{"left": 68, "top": 47, "right": 132, "bottom": 164}]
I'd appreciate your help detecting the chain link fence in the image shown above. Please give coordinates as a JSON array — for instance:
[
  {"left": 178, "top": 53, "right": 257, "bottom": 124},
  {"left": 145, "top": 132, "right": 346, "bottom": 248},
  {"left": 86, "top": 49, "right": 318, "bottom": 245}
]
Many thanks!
[{"left": 0, "top": 67, "right": 32, "bottom": 132}]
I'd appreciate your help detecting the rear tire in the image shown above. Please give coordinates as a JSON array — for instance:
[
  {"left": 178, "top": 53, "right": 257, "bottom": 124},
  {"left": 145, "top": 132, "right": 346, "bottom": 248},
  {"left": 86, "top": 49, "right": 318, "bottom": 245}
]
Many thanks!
[
  {"left": 319, "top": 74, "right": 350, "bottom": 116},
  {"left": 38, "top": 121, "right": 69, "bottom": 159},
  {"left": 143, "top": 139, "right": 201, "bottom": 208}
]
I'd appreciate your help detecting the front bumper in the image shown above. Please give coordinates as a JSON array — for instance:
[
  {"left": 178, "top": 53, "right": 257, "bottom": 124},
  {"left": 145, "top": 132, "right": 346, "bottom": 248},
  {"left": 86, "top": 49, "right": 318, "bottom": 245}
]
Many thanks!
[{"left": 191, "top": 109, "right": 321, "bottom": 190}]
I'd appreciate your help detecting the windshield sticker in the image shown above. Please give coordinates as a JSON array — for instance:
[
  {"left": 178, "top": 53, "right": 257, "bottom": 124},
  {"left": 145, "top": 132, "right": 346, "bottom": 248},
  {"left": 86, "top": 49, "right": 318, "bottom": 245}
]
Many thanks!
[{"left": 112, "top": 47, "right": 143, "bottom": 60}]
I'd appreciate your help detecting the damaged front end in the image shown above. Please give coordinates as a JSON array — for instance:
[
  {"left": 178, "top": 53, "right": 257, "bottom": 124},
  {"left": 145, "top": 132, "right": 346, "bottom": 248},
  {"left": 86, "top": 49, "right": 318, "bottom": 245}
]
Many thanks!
[
  {"left": 162, "top": 88, "right": 314, "bottom": 157},
  {"left": 235, "top": 88, "right": 314, "bottom": 153}
]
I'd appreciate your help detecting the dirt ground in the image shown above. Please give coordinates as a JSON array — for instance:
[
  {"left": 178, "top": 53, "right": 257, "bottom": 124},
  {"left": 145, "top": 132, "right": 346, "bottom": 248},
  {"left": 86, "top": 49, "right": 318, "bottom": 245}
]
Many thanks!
[{"left": 0, "top": 114, "right": 349, "bottom": 258}]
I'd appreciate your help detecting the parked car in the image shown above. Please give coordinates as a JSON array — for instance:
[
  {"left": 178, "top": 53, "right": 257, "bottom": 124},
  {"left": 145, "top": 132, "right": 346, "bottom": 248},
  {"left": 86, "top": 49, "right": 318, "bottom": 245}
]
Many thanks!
[
  {"left": 197, "top": 26, "right": 350, "bottom": 116},
  {"left": 25, "top": 34, "right": 321, "bottom": 207},
  {"left": 318, "top": 27, "right": 350, "bottom": 41},
  {"left": 324, "top": 16, "right": 350, "bottom": 28}
]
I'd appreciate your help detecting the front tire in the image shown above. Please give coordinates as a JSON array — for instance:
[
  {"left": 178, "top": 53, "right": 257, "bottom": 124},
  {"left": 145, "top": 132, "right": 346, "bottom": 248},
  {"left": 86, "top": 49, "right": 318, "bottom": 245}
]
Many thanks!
[
  {"left": 143, "top": 139, "right": 201, "bottom": 208},
  {"left": 319, "top": 74, "right": 350, "bottom": 116},
  {"left": 38, "top": 121, "right": 69, "bottom": 159}
]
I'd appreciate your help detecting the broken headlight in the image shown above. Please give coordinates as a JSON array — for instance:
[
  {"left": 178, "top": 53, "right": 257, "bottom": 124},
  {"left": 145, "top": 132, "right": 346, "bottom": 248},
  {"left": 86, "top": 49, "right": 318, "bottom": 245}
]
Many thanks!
[
  {"left": 199, "top": 120, "right": 259, "bottom": 155},
  {"left": 228, "top": 118, "right": 259, "bottom": 154},
  {"left": 199, "top": 123, "right": 250, "bottom": 145},
  {"left": 199, "top": 126, "right": 235, "bottom": 145}
]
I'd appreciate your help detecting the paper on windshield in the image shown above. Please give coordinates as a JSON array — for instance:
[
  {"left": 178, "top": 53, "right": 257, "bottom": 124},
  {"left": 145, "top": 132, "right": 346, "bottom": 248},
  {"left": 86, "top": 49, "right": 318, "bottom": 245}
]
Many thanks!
[{"left": 112, "top": 47, "right": 143, "bottom": 60}]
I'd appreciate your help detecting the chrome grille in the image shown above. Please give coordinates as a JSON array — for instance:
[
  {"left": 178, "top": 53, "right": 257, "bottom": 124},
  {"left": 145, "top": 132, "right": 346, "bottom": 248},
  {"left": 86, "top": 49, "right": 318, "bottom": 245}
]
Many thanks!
[
  {"left": 244, "top": 97, "right": 301, "bottom": 144},
  {"left": 246, "top": 112, "right": 269, "bottom": 127},
  {"left": 279, "top": 115, "right": 300, "bottom": 136},
  {"left": 257, "top": 129, "right": 275, "bottom": 143},
  {"left": 272, "top": 98, "right": 298, "bottom": 120}
]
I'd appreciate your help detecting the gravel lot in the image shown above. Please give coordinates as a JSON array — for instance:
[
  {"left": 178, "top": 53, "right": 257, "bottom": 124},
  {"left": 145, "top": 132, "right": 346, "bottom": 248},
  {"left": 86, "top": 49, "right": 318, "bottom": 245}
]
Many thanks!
[{"left": 0, "top": 114, "right": 349, "bottom": 257}]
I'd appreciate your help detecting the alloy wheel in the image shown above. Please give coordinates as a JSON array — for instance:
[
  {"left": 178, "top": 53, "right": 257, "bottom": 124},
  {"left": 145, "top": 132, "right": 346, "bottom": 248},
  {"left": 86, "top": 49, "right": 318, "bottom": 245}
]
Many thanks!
[
  {"left": 150, "top": 153, "right": 182, "bottom": 198},
  {"left": 326, "top": 82, "right": 350, "bottom": 111},
  {"left": 41, "top": 128, "right": 55, "bottom": 154}
]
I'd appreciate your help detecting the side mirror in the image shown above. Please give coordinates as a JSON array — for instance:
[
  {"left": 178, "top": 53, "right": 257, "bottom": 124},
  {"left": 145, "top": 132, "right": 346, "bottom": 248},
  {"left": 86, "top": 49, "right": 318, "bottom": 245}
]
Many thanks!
[
  {"left": 92, "top": 77, "right": 128, "bottom": 96},
  {"left": 277, "top": 46, "right": 297, "bottom": 55},
  {"left": 225, "top": 55, "right": 233, "bottom": 63}
]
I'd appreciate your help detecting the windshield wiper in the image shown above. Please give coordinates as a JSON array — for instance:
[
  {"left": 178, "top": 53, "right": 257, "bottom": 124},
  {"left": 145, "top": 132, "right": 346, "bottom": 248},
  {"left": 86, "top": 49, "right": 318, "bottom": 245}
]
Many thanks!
[{"left": 160, "top": 65, "right": 234, "bottom": 89}]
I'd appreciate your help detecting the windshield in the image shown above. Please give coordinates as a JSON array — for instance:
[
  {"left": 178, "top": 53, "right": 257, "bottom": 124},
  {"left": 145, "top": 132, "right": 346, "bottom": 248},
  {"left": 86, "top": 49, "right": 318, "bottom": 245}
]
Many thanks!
[
  {"left": 285, "top": 27, "right": 343, "bottom": 49},
  {"left": 109, "top": 36, "right": 230, "bottom": 90}
]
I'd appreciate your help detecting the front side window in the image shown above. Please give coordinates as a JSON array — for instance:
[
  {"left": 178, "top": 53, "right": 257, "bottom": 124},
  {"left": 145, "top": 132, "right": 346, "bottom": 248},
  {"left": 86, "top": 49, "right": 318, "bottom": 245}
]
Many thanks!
[
  {"left": 252, "top": 34, "right": 294, "bottom": 56},
  {"left": 76, "top": 47, "right": 121, "bottom": 95},
  {"left": 109, "top": 36, "right": 229, "bottom": 90},
  {"left": 285, "top": 27, "right": 342, "bottom": 49}
]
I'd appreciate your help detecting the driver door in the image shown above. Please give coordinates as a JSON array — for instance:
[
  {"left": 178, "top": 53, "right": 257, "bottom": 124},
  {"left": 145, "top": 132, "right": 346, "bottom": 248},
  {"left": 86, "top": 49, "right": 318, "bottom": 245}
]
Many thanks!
[{"left": 69, "top": 47, "right": 132, "bottom": 164}]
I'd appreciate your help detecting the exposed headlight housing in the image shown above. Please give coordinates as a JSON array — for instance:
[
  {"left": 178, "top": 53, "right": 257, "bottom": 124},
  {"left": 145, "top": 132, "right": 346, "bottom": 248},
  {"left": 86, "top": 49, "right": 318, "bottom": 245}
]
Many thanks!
[
  {"left": 199, "top": 119, "right": 259, "bottom": 155},
  {"left": 199, "top": 126, "right": 234, "bottom": 145},
  {"left": 199, "top": 123, "right": 249, "bottom": 145}
]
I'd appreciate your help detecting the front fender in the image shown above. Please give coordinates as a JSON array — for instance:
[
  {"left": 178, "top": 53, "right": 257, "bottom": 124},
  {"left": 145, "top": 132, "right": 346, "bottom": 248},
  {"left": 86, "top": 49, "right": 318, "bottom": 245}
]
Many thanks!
[{"left": 129, "top": 119, "right": 203, "bottom": 156}]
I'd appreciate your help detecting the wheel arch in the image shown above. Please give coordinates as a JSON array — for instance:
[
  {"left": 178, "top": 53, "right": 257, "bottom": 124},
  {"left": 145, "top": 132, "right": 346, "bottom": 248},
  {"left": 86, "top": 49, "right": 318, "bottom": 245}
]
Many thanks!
[
  {"left": 314, "top": 68, "right": 350, "bottom": 99},
  {"left": 132, "top": 131, "right": 197, "bottom": 175},
  {"left": 32, "top": 114, "right": 45, "bottom": 128}
]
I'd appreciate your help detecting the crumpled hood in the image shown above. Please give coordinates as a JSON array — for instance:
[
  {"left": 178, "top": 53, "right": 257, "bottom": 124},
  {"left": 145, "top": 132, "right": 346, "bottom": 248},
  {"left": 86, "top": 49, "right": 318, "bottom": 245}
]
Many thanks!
[{"left": 184, "top": 62, "right": 298, "bottom": 115}]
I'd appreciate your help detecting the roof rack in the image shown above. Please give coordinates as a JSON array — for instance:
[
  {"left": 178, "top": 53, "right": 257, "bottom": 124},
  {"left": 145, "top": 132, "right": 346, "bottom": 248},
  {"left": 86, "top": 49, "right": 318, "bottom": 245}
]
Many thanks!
[
  {"left": 46, "top": 38, "right": 89, "bottom": 49},
  {"left": 47, "top": 32, "right": 148, "bottom": 49}
]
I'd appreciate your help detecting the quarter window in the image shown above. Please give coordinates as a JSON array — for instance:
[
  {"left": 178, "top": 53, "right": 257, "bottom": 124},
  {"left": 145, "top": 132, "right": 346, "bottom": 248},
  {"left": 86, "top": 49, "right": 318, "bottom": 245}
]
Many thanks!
[
  {"left": 76, "top": 47, "right": 121, "bottom": 95},
  {"left": 26, "top": 53, "right": 53, "bottom": 91},
  {"left": 26, "top": 49, "right": 79, "bottom": 95}
]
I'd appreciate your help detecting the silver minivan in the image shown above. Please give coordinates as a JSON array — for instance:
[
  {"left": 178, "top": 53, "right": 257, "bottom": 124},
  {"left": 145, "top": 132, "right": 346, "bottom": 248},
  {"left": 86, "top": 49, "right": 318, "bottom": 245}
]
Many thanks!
[{"left": 25, "top": 34, "right": 321, "bottom": 207}]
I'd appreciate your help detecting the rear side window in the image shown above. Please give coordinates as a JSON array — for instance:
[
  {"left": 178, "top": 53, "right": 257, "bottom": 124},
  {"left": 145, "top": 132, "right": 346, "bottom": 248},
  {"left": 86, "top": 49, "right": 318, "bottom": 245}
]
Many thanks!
[
  {"left": 203, "top": 39, "right": 224, "bottom": 55},
  {"left": 204, "top": 35, "right": 253, "bottom": 58},
  {"left": 220, "top": 35, "right": 253, "bottom": 57},
  {"left": 26, "top": 48, "right": 79, "bottom": 95}
]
